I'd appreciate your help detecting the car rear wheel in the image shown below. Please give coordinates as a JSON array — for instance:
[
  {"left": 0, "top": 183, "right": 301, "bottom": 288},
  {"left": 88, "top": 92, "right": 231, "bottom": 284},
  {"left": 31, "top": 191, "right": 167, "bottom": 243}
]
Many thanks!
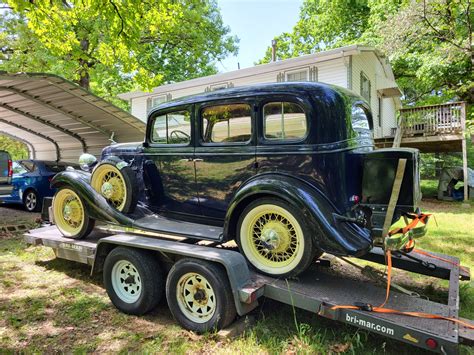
[
  {"left": 52, "top": 187, "right": 95, "bottom": 239},
  {"left": 236, "top": 197, "right": 315, "bottom": 277},
  {"left": 23, "top": 190, "right": 40, "bottom": 212},
  {"left": 91, "top": 162, "right": 137, "bottom": 213},
  {"left": 166, "top": 259, "right": 236, "bottom": 333}
]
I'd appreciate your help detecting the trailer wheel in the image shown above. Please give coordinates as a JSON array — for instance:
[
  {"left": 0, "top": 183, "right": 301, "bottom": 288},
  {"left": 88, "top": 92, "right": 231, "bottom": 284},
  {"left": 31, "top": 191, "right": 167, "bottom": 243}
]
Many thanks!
[
  {"left": 166, "top": 259, "right": 236, "bottom": 333},
  {"left": 91, "top": 161, "right": 137, "bottom": 213},
  {"left": 52, "top": 187, "right": 95, "bottom": 239},
  {"left": 104, "top": 247, "right": 163, "bottom": 315},
  {"left": 236, "top": 197, "right": 314, "bottom": 277}
]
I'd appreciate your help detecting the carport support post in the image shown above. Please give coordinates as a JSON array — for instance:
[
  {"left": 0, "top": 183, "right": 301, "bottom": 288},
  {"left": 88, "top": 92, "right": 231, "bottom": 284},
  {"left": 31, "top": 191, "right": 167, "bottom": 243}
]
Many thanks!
[{"left": 461, "top": 102, "right": 469, "bottom": 206}]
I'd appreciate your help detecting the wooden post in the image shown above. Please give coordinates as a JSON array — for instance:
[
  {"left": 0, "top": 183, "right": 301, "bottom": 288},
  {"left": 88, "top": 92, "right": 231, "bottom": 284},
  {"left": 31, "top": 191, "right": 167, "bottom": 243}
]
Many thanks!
[{"left": 461, "top": 102, "right": 469, "bottom": 205}]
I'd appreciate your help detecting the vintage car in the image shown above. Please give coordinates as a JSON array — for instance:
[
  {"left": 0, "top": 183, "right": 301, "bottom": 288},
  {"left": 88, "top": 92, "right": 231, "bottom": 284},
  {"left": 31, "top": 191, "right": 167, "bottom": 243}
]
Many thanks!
[{"left": 50, "top": 82, "right": 423, "bottom": 277}]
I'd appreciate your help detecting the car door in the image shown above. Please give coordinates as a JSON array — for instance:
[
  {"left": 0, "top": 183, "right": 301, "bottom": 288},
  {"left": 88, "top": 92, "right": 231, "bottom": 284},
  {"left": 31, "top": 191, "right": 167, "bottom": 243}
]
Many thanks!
[
  {"left": 194, "top": 100, "right": 257, "bottom": 220},
  {"left": 143, "top": 106, "right": 200, "bottom": 216}
]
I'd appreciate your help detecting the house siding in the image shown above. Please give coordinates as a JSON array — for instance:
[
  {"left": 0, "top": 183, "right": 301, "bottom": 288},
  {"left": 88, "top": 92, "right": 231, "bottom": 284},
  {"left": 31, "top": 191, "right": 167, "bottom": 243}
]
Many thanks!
[{"left": 352, "top": 52, "right": 398, "bottom": 138}]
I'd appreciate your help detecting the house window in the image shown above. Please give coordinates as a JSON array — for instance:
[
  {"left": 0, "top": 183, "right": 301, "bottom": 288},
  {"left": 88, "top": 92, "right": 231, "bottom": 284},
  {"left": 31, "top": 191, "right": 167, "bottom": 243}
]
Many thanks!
[
  {"left": 201, "top": 103, "right": 252, "bottom": 144},
  {"left": 263, "top": 102, "right": 307, "bottom": 141},
  {"left": 285, "top": 69, "right": 309, "bottom": 82},
  {"left": 147, "top": 94, "right": 168, "bottom": 113},
  {"left": 151, "top": 109, "right": 191, "bottom": 145},
  {"left": 360, "top": 72, "right": 371, "bottom": 103}
]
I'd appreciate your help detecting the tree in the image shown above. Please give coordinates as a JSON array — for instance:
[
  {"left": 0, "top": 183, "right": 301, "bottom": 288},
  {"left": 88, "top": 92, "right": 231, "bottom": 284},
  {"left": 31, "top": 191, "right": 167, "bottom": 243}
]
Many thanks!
[
  {"left": 0, "top": 0, "right": 238, "bottom": 107},
  {"left": 259, "top": 0, "right": 473, "bottom": 106}
]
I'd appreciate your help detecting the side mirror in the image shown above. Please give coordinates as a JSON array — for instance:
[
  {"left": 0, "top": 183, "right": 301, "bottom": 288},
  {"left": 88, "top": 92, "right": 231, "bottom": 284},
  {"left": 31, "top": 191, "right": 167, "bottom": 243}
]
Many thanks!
[{"left": 79, "top": 153, "right": 98, "bottom": 172}]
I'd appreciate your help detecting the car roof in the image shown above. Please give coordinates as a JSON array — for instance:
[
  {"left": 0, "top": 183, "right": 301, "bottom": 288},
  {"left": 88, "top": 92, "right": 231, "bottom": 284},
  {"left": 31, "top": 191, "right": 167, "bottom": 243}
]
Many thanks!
[{"left": 149, "top": 82, "right": 360, "bottom": 117}]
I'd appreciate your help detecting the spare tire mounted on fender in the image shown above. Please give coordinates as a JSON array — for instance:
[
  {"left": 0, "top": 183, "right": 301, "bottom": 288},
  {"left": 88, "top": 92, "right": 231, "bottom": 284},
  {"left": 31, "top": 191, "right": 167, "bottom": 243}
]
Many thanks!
[{"left": 91, "top": 157, "right": 138, "bottom": 213}]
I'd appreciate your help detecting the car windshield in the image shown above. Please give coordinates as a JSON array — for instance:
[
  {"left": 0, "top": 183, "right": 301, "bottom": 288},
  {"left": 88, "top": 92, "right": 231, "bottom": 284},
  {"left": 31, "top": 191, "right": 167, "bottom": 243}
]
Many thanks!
[{"left": 44, "top": 162, "right": 78, "bottom": 173}]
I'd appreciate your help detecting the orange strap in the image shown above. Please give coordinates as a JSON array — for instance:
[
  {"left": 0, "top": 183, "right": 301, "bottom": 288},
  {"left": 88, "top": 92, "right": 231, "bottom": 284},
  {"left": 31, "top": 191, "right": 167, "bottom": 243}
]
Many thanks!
[
  {"left": 388, "top": 212, "right": 431, "bottom": 236},
  {"left": 331, "top": 249, "right": 474, "bottom": 330}
]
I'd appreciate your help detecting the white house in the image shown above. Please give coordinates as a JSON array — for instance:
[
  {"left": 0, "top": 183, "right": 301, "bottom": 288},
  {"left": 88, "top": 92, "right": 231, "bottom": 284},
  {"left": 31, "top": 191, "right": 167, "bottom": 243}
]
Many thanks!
[{"left": 118, "top": 45, "right": 402, "bottom": 139}]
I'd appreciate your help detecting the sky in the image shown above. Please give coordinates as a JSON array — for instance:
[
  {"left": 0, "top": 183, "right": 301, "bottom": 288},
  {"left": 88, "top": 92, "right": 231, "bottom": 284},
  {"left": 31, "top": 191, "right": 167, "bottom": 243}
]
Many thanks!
[{"left": 216, "top": 0, "right": 304, "bottom": 73}]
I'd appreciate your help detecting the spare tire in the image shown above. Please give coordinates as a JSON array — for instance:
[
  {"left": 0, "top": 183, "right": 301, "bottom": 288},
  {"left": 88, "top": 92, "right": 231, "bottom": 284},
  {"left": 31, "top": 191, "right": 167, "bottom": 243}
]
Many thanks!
[{"left": 91, "top": 157, "right": 138, "bottom": 213}]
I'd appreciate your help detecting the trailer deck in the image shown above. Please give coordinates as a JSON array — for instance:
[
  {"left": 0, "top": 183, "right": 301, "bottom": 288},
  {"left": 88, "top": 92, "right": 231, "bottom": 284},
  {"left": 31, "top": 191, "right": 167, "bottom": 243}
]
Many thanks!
[{"left": 24, "top": 225, "right": 474, "bottom": 354}]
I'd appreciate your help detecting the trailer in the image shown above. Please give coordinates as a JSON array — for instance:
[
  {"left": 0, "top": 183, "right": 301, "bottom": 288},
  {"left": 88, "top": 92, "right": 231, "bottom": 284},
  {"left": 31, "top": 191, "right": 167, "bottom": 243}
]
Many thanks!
[{"left": 24, "top": 225, "right": 474, "bottom": 354}]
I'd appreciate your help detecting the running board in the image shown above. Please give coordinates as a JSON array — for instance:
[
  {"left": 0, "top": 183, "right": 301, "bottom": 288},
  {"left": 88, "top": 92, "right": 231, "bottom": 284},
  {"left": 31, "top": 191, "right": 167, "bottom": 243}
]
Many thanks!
[{"left": 99, "top": 215, "right": 224, "bottom": 242}]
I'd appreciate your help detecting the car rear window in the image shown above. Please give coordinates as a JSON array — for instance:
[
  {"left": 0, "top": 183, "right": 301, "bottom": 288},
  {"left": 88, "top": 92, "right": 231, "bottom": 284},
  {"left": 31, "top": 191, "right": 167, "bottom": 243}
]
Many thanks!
[{"left": 351, "top": 104, "right": 373, "bottom": 138}]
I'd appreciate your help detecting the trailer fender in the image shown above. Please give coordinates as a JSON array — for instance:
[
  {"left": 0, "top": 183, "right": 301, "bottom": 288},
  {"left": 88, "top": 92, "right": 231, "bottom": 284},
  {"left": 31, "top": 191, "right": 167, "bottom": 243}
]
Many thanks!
[
  {"left": 225, "top": 173, "right": 372, "bottom": 256},
  {"left": 92, "top": 235, "right": 259, "bottom": 317},
  {"left": 51, "top": 170, "right": 134, "bottom": 226}
]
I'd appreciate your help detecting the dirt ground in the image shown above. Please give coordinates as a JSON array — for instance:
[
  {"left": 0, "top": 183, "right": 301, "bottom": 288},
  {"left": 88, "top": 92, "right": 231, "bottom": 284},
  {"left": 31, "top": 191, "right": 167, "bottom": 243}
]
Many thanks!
[{"left": 0, "top": 204, "right": 40, "bottom": 227}]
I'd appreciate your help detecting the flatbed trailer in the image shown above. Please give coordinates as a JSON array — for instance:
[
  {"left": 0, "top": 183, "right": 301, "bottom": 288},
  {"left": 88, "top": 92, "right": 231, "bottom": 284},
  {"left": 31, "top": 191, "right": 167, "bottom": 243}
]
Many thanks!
[{"left": 24, "top": 225, "right": 474, "bottom": 354}]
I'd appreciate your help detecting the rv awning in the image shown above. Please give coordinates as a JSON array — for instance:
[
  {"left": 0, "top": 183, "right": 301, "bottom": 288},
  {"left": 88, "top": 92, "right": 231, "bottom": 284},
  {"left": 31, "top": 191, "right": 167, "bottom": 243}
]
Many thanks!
[{"left": 0, "top": 72, "right": 145, "bottom": 162}]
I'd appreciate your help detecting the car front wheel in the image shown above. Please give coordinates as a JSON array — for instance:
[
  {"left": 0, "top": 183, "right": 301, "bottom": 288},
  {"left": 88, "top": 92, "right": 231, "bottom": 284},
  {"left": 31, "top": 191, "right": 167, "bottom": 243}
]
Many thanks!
[
  {"left": 236, "top": 197, "right": 315, "bottom": 277},
  {"left": 52, "top": 187, "right": 95, "bottom": 239}
]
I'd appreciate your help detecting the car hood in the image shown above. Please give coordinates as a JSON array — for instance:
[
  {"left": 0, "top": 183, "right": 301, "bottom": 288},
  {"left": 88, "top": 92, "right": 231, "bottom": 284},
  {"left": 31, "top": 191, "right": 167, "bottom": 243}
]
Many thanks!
[{"left": 101, "top": 142, "right": 143, "bottom": 157}]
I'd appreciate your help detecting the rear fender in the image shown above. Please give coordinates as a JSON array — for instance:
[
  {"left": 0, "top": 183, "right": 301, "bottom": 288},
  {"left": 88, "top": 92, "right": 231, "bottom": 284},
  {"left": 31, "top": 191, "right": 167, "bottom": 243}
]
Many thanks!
[
  {"left": 51, "top": 170, "right": 133, "bottom": 226},
  {"left": 225, "top": 173, "right": 372, "bottom": 256}
]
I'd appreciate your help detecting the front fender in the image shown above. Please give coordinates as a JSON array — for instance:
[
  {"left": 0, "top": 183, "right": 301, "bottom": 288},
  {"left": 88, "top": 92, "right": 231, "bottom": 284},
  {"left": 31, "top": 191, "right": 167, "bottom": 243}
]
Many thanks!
[
  {"left": 225, "top": 173, "right": 372, "bottom": 256},
  {"left": 51, "top": 170, "right": 133, "bottom": 226}
]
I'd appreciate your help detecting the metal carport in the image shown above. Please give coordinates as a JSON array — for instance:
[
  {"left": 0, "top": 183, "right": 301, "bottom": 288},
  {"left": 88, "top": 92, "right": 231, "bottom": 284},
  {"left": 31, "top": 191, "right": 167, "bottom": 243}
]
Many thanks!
[{"left": 0, "top": 72, "right": 146, "bottom": 162}]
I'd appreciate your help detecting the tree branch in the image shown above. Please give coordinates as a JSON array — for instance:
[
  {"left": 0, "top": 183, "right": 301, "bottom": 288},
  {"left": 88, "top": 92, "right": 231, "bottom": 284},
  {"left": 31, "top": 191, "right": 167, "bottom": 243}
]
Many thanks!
[
  {"left": 422, "top": 0, "right": 469, "bottom": 52},
  {"left": 108, "top": 0, "right": 124, "bottom": 37}
]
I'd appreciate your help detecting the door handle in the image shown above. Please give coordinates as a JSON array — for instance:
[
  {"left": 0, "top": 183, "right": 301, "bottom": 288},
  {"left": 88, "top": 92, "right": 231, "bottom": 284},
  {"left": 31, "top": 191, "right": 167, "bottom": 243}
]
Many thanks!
[
  {"left": 193, "top": 158, "right": 204, "bottom": 162},
  {"left": 178, "top": 158, "right": 192, "bottom": 162}
]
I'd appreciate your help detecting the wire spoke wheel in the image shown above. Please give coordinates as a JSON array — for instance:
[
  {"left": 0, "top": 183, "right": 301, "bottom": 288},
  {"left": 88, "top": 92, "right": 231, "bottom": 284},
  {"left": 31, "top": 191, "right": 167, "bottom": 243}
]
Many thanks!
[
  {"left": 91, "top": 164, "right": 128, "bottom": 211},
  {"left": 176, "top": 272, "right": 216, "bottom": 324},
  {"left": 238, "top": 199, "right": 312, "bottom": 276},
  {"left": 53, "top": 188, "right": 85, "bottom": 237}
]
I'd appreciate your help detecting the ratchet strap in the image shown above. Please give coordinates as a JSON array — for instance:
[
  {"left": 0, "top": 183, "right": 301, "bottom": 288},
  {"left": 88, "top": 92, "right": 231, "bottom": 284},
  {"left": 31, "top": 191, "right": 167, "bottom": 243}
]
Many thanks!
[
  {"left": 329, "top": 249, "right": 474, "bottom": 330},
  {"left": 387, "top": 212, "right": 431, "bottom": 237}
]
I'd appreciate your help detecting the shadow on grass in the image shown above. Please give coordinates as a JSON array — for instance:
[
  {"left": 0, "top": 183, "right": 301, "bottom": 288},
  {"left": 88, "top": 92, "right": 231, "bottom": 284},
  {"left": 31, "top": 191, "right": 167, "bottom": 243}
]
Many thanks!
[{"left": 35, "top": 258, "right": 102, "bottom": 286}]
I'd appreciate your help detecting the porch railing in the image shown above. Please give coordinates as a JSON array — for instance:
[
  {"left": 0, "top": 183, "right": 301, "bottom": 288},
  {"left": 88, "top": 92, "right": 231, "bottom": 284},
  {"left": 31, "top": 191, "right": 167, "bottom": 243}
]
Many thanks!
[{"left": 398, "top": 102, "right": 466, "bottom": 137}]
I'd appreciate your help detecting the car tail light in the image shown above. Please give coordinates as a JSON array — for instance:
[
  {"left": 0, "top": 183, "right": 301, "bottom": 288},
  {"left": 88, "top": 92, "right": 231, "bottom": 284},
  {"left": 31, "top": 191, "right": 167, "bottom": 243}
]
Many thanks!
[
  {"left": 425, "top": 338, "right": 438, "bottom": 349},
  {"left": 7, "top": 159, "right": 12, "bottom": 177},
  {"left": 349, "top": 195, "right": 360, "bottom": 204}
]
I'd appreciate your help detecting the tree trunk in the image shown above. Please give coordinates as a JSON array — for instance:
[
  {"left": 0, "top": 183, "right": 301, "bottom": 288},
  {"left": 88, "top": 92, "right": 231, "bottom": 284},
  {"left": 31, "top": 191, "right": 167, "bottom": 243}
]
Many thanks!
[{"left": 77, "top": 38, "right": 90, "bottom": 90}]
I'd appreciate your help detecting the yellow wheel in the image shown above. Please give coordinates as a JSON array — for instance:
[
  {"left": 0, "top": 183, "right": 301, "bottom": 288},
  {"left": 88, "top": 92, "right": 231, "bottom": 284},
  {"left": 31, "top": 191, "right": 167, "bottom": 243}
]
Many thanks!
[
  {"left": 53, "top": 188, "right": 94, "bottom": 239},
  {"left": 91, "top": 162, "right": 136, "bottom": 212},
  {"left": 237, "top": 198, "right": 314, "bottom": 277}
]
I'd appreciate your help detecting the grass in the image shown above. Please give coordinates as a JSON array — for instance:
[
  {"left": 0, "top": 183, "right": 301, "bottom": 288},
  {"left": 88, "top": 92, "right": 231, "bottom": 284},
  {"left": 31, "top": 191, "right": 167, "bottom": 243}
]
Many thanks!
[{"left": 0, "top": 192, "right": 473, "bottom": 353}]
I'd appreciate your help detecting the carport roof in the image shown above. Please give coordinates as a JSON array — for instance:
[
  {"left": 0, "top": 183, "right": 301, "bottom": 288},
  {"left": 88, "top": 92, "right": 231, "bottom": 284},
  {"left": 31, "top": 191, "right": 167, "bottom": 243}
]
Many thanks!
[{"left": 0, "top": 72, "right": 145, "bottom": 162}]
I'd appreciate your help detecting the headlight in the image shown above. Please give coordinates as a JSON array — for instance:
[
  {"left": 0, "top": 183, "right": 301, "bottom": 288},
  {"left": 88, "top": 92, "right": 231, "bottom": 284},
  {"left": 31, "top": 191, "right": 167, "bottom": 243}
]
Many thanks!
[{"left": 78, "top": 153, "right": 97, "bottom": 172}]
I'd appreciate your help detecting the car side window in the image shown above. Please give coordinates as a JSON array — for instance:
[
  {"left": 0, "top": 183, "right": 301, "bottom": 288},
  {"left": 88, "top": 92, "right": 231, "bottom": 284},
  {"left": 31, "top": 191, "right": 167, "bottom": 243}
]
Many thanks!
[
  {"left": 201, "top": 103, "right": 252, "bottom": 144},
  {"left": 263, "top": 102, "right": 307, "bottom": 141},
  {"left": 151, "top": 110, "right": 191, "bottom": 145},
  {"left": 20, "top": 161, "right": 35, "bottom": 172}
]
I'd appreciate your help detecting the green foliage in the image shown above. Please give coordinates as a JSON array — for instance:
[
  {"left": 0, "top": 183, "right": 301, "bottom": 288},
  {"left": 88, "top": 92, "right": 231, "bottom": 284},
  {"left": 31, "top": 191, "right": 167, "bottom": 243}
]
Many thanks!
[
  {"left": 259, "top": 0, "right": 473, "bottom": 106},
  {"left": 0, "top": 0, "right": 238, "bottom": 108},
  {"left": 0, "top": 134, "right": 28, "bottom": 160}
]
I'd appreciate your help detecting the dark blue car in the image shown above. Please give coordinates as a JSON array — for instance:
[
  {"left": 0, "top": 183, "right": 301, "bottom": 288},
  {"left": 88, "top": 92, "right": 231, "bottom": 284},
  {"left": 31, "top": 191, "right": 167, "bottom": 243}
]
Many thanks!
[{"left": 2, "top": 160, "right": 78, "bottom": 212}]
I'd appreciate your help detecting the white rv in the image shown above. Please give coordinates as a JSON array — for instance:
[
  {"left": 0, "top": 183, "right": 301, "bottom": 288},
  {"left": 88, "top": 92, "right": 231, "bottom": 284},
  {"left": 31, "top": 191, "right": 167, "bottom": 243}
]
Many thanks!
[{"left": 118, "top": 45, "right": 401, "bottom": 139}]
